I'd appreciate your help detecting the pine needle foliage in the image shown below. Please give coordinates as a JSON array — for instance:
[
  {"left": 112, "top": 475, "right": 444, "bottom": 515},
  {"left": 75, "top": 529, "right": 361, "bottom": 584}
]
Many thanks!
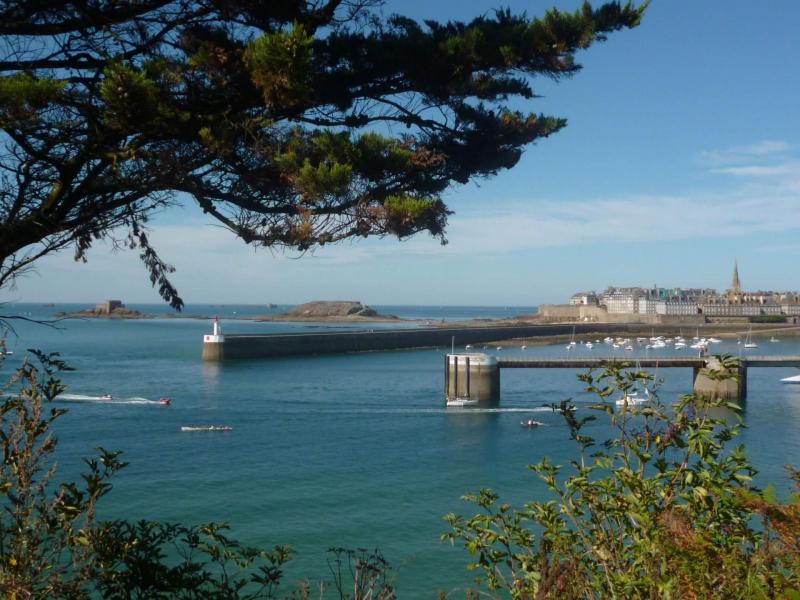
[{"left": 0, "top": 1, "right": 645, "bottom": 307}]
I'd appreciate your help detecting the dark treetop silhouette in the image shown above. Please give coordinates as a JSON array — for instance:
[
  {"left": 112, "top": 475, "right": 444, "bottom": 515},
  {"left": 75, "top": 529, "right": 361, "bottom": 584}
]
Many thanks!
[{"left": 0, "top": 1, "right": 644, "bottom": 308}]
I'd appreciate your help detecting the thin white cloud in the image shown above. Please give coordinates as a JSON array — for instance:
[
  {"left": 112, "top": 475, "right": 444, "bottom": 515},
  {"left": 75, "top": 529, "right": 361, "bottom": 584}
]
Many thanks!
[
  {"left": 712, "top": 162, "right": 800, "bottom": 177},
  {"left": 730, "top": 140, "right": 792, "bottom": 156},
  {"left": 698, "top": 139, "right": 793, "bottom": 167}
]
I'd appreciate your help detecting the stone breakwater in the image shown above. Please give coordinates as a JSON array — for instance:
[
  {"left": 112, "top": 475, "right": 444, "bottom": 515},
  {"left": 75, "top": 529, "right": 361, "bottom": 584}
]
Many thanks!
[{"left": 202, "top": 323, "right": 800, "bottom": 361}]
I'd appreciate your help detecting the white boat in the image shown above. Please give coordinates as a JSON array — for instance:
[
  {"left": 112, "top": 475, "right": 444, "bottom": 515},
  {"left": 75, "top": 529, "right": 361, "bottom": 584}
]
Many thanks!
[
  {"left": 615, "top": 393, "right": 648, "bottom": 407},
  {"left": 446, "top": 397, "right": 479, "bottom": 407},
  {"left": 520, "top": 419, "right": 544, "bottom": 428},
  {"left": 521, "top": 345, "right": 527, "bottom": 350},
  {"left": 780, "top": 374, "right": 800, "bottom": 384},
  {"left": 770, "top": 336, "right": 780, "bottom": 343},
  {"left": 101, "top": 394, "right": 113, "bottom": 400},
  {"left": 181, "top": 425, "right": 232, "bottom": 432},
  {"left": 564, "top": 326, "right": 577, "bottom": 351},
  {"left": 744, "top": 326, "right": 758, "bottom": 349}
]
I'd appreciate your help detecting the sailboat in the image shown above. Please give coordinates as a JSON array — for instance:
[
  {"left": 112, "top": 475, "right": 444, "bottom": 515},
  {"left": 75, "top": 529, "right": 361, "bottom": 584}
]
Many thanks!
[
  {"left": 565, "top": 325, "right": 577, "bottom": 351},
  {"left": 743, "top": 326, "right": 758, "bottom": 349},
  {"left": 614, "top": 361, "right": 650, "bottom": 407}
]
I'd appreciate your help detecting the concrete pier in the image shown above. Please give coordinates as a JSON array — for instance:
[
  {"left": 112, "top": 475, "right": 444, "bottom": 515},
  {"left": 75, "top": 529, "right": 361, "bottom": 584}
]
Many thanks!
[
  {"left": 202, "top": 324, "right": 574, "bottom": 361},
  {"left": 202, "top": 322, "right": 800, "bottom": 361},
  {"left": 692, "top": 356, "right": 747, "bottom": 400},
  {"left": 445, "top": 353, "right": 499, "bottom": 402},
  {"left": 444, "top": 355, "right": 800, "bottom": 403}
]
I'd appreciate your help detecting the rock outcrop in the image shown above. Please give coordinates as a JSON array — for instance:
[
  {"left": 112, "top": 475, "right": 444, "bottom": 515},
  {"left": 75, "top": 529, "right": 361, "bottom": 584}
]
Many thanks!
[
  {"left": 286, "top": 301, "right": 383, "bottom": 319},
  {"left": 56, "top": 300, "right": 145, "bottom": 319}
]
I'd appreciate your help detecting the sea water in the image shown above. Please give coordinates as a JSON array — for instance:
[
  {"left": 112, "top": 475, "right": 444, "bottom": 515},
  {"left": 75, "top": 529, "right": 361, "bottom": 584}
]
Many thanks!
[{"left": 1, "top": 304, "right": 799, "bottom": 595}]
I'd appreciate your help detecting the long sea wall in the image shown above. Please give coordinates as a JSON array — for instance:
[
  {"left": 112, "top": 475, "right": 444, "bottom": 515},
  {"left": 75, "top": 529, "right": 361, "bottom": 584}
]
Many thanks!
[
  {"left": 203, "top": 325, "right": 557, "bottom": 360},
  {"left": 201, "top": 322, "right": 795, "bottom": 360}
]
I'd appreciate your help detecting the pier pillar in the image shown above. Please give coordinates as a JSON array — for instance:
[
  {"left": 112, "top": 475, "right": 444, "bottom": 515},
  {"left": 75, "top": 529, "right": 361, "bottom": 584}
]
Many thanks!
[
  {"left": 445, "top": 353, "right": 499, "bottom": 402},
  {"left": 692, "top": 357, "right": 747, "bottom": 401}
]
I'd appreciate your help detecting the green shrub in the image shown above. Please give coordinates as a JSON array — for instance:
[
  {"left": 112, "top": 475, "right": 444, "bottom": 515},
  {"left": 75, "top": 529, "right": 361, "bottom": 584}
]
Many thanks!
[
  {"left": 0, "top": 351, "right": 291, "bottom": 599},
  {"left": 750, "top": 315, "right": 787, "bottom": 323},
  {"left": 444, "top": 360, "right": 800, "bottom": 599}
]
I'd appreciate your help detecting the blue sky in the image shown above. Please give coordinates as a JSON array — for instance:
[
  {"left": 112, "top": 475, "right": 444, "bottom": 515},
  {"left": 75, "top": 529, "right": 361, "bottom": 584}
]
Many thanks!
[{"left": 5, "top": 0, "right": 800, "bottom": 306}]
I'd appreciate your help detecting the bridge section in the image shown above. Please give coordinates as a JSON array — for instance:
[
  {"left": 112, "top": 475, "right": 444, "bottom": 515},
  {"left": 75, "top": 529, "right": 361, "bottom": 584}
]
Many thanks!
[{"left": 445, "top": 354, "right": 800, "bottom": 404}]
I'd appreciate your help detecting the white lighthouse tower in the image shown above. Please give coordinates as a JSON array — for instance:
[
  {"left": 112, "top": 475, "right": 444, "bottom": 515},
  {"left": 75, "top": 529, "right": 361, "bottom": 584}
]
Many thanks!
[{"left": 204, "top": 316, "right": 225, "bottom": 344}]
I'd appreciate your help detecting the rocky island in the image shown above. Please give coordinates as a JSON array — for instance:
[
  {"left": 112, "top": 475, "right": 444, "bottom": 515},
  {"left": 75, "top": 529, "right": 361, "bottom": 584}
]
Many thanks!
[
  {"left": 56, "top": 300, "right": 147, "bottom": 319},
  {"left": 256, "top": 301, "right": 399, "bottom": 322}
]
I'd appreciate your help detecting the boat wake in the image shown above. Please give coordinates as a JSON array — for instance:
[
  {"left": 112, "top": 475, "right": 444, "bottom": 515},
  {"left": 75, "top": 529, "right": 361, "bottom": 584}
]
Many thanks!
[
  {"left": 325, "top": 406, "right": 561, "bottom": 415},
  {"left": 56, "top": 394, "right": 165, "bottom": 405},
  {"left": 445, "top": 406, "right": 559, "bottom": 414}
]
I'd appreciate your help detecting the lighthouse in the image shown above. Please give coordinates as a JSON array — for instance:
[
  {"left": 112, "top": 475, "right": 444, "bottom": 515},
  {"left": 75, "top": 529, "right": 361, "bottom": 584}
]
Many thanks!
[
  {"left": 204, "top": 316, "right": 225, "bottom": 343},
  {"left": 202, "top": 316, "right": 226, "bottom": 360}
]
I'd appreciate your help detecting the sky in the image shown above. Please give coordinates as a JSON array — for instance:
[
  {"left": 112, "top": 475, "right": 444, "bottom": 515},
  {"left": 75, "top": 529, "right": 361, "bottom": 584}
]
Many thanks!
[{"left": 5, "top": 0, "right": 800, "bottom": 307}]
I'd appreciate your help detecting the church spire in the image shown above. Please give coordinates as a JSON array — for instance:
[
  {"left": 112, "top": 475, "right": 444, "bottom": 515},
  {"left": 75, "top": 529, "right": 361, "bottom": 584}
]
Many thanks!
[{"left": 731, "top": 260, "right": 741, "bottom": 294}]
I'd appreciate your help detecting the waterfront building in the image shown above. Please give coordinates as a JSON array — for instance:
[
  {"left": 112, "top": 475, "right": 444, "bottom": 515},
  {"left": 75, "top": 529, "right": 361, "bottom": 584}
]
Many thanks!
[
  {"left": 563, "top": 262, "right": 800, "bottom": 320},
  {"left": 656, "top": 300, "right": 700, "bottom": 316},
  {"left": 637, "top": 297, "right": 657, "bottom": 314},
  {"left": 570, "top": 292, "right": 598, "bottom": 306},
  {"left": 602, "top": 287, "right": 642, "bottom": 313},
  {"left": 701, "top": 303, "right": 762, "bottom": 317}
]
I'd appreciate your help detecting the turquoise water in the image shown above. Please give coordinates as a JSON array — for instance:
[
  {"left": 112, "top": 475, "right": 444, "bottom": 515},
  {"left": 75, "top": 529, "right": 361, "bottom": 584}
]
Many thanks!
[{"left": 1, "top": 304, "right": 799, "bottom": 595}]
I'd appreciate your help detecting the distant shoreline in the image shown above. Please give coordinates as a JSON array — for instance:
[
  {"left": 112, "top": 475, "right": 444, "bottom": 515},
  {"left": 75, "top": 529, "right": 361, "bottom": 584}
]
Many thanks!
[{"left": 48, "top": 309, "right": 800, "bottom": 339}]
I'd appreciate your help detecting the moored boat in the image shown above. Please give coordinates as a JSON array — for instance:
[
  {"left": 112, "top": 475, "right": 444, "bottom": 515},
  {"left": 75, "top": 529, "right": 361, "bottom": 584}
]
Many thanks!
[
  {"left": 446, "top": 396, "right": 479, "bottom": 407},
  {"left": 180, "top": 425, "right": 232, "bottom": 432}
]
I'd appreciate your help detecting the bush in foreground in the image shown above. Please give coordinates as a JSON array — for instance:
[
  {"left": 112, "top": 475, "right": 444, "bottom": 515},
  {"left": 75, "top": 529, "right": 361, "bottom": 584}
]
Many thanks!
[
  {"left": 2, "top": 351, "right": 798, "bottom": 598},
  {"left": 0, "top": 351, "right": 291, "bottom": 599},
  {"left": 444, "top": 361, "right": 800, "bottom": 599}
]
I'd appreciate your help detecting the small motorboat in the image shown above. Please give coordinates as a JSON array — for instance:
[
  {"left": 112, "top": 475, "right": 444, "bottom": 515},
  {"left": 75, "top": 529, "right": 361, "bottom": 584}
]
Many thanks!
[
  {"left": 446, "top": 396, "right": 479, "bottom": 407},
  {"left": 520, "top": 419, "right": 544, "bottom": 428},
  {"left": 101, "top": 394, "right": 113, "bottom": 400},
  {"left": 781, "top": 374, "right": 800, "bottom": 384},
  {"left": 615, "top": 393, "right": 648, "bottom": 407},
  {"left": 770, "top": 336, "right": 780, "bottom": 343},
  {"left": 157, "top": 397, "right": 172, "bottom": 405},
  {"left": 180, "top": 425, "right": 232, "bottom": 432}
]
